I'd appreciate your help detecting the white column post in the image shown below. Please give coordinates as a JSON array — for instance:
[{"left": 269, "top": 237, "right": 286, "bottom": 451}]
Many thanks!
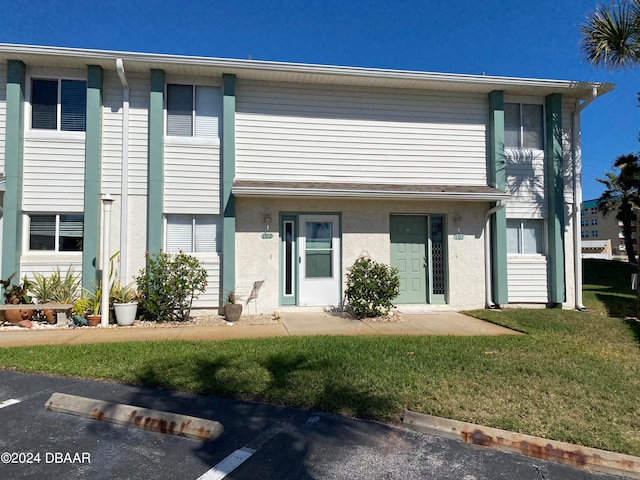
[{"left": 101, "top": 194, "right": 114, "bottom": 327}]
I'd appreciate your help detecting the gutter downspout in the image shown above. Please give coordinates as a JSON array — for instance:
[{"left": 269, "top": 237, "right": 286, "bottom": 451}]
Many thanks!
[
  {"left": 572, "top": 88, "right": 600, "bottom": 311},
  {"left": 116, "top": 59, "right": 129, "bottom": 282},
  {"left": 485, "top": 200, "right": 506, "bottom": 308}
]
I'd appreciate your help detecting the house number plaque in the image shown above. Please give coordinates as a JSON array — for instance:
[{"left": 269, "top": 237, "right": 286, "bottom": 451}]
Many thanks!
[{"left": 453, "top": 234, "right": 464, "bottom": 240}]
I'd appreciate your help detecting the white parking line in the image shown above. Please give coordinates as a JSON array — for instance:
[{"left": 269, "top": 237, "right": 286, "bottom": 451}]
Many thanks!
[
  {"left": 197, "top": 447, "right": 256, "bottom": 480},
  {"left": 0, "top": 399, "right": 21, "bottom": 409},
  {"left": 197, "top": 415, "right": 318, "bottom": 480}
]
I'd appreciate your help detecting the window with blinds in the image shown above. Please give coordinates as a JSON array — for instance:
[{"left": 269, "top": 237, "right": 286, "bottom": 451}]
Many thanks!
[
  {"left": 31, "top": 78, "right": 86, "bottom": 132},
  {"left": 29, "top": 214, "right": 84, "bottom": 252},
  {"left": 504, "top": 103, "right": 544, "bottom": 150},
  {"left": 166, "top": 214, "right": 221, "bottom": 253},
  {"left": 166, "top": 84, "right": 221, "bottom": 138}
]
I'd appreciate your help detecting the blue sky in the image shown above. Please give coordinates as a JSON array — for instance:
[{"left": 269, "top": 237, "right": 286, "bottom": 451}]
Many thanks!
[{"left": 1, "top": 0, "right": 638, "bottom": 201}]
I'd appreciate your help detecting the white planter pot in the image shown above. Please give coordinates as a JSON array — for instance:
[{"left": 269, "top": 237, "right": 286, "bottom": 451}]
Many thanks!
[{"left": 114, "top": 301, "right": 138, "bottom": 326}]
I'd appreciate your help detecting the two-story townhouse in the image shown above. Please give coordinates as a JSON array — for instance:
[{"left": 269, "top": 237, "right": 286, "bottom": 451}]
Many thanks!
[{"left": 0, "top": 44, "right": 612, "bottom": 315}]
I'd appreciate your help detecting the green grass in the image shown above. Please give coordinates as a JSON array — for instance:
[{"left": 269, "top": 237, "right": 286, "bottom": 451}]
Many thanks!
[{"left": 1, "top": 259, "right": 640, "bottom": 456}]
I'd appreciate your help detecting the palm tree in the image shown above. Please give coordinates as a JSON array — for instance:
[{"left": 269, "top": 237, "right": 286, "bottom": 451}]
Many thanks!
[
  {"left": 581, "top": 0, "right": 640, "bottom": 69},
  {"left": 596, "top": 154, "right": 640, "bottom": 263}
]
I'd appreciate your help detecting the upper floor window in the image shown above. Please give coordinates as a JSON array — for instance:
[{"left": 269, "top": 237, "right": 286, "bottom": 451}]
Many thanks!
[
  {"left": 507, "top": 219, "right": 544, "bottom": 254},
  {"left": 165, "top": 214, "right": 221, "bottom": 254},
  {"left": 505, "top": 103, "right": 544, "bottom": 150},
  {"left": 31, "top": 79, "right": 86, "bottom": 132},
  {"left": 29, "top": 214, "right": 84, "bottom": 252},
  {"left": 591, "top": 218, "right": 598, "bottom": 226},
  {"left": 166, "top": 84, "right": 221, "bottom": 139}
]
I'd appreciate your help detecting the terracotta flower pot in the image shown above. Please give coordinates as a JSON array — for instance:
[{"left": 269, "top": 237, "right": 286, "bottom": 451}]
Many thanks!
[
  {"left": 4, "top": 309, "right": 34, "bottom": 325},
  {"left": 42, "top": 309, "right": 56, "bottom": 324},
  {"left": 86, "top": 315, "right": 101, "bottom": 327}
]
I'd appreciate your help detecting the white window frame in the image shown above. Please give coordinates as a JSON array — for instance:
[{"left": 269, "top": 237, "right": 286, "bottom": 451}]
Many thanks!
[
  {"left": 26, "top": 213, "right": 84, "bottom": 253},
  {"left": 164, "top": 214, "right": 222, "bottom": 254},
  {"left": 27, "top": 76, "right": 87, "bottom": 134},
  {"left": 504, "top": 99, "right": 545, "bottom": 151},
  {"left": 507, "top": 219, "right": 545, "bottom": 255},
  {"left": 165, "top": 83, "right": 221, "bottom": 144}
]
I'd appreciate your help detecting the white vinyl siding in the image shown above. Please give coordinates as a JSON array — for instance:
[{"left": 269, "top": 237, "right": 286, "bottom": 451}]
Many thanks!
[
  {"left": 23, "top": 135, "right": 85, "bottom": 211},
  {"left": 236, "top": 81, "right": 487, "bottom": 185},
  {"left": 164, "top": 142, "right": 220, "bottom": 213},
  {"left": 102, "top": 70, "right": 124, "bottom": 194},
  {"left": 507, "top": 257, "right": 549, "bottom": 303},
  {"left": 20, "top": 260, "right": 83, "bottom": 286},
  {"left": 127, "top": 73, "right": 149, "bottom": 196},
  {"left": 0, "top": 62, "right": 6, "bottom": 173},
  {"left": 505, "top": 150, "right": 546, "bottom": 217},
  {"left": 193, "top": 258, "right": 220, "bottom": 308}
]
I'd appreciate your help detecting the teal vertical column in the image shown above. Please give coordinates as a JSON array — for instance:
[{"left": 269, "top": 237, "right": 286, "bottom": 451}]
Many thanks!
[
  {"left": 221, "top": 74, "right": 236, "bottom": 301},
  {"left": 2, "top": 60, "right": 25, "bottom": 284},
  {"left": 82, "top": 65, "right": 103, "bottom": 290},
  {"left": 147, "top": 69, "right": 164, "bottom": 253},
  {"left": 545, "top": 93, "right": 565, "bottom": 304},
  {"left": 488, "top": 91, "right": 508, "bottom": 305}
]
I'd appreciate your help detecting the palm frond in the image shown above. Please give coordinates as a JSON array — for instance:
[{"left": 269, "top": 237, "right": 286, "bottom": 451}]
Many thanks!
[{"left": 581, "top": 1, "right": 640, "bottom": 69}]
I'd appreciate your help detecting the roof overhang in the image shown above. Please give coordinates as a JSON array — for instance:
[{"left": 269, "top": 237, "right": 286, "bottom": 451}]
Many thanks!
[
  {"left": 232, "top": 180, "right": 510, "bottom": 201},
  {"left": 0, "top": 44, "right": 614, "bottom": 101}
]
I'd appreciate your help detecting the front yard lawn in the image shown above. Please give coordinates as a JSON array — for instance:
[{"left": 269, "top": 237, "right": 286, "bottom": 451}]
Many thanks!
[{"left": 0, "top": 259, "right": 638, "bottom": 456}]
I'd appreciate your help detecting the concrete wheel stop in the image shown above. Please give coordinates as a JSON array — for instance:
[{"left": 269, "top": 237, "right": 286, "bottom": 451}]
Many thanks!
[
  {"left": 45, "top": 392, "right": 224, "bottom": 442},
  {"left": 403, "top": 410, "right": 640, "bottom": 479}
]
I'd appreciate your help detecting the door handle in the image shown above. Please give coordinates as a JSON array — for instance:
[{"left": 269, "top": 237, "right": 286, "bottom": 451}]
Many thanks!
[{"left": 423, "top": 257, "right": 427, "bottom": 268}]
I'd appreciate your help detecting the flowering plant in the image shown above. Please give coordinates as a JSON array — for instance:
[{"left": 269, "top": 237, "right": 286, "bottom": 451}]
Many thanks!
[{"left": 135, "top": 251, "right": 207, "bottom": 322}]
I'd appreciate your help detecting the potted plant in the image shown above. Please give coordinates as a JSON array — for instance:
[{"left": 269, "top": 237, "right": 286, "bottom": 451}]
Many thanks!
[
  {"left": 111, "top": 282, "right": 138, "bottom": 326},
  {"left": 29, "top": 267, "right": 81, "bottom": 324},
  {"left": 1, "top": 273, "right": 35, "bottom": 325},
  {"left": 84, "top": 288, "right": 102, "bottom": 327},
  {"left": 223, "top": 290, "right": 243, "bottom": 322}
]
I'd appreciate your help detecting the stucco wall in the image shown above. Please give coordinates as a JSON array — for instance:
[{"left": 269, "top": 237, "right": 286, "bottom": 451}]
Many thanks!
[{"left": 236, "top": 197, "right": 489, "bottom": 314}]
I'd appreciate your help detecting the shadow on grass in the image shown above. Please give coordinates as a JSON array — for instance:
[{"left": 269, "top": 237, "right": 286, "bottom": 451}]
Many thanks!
[
  {"left": 583, "top": 259, "right": 636, "bottom": 318},
  {"left": 134, "top": 351, "right": 397, "bottom": 421}
]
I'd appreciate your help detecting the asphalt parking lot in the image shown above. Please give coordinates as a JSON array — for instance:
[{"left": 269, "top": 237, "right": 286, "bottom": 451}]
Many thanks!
[{"left": 0, "top": 370, "right": 626, "bottom": 479}]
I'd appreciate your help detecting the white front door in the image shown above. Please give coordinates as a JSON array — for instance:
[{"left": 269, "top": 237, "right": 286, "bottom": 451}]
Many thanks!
[{"left": 298, "top": 215, "right": 341, "bottom": 306}]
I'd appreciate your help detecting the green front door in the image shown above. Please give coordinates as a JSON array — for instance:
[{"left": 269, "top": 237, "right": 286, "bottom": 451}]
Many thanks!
[{"left": 390, "top": 215, "right": 428, "bottom": 303}]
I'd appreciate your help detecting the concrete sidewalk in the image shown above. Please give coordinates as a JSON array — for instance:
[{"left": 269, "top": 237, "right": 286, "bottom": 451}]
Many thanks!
[{"left": 0, "top": 312, "right": 521, "bottom": 348}]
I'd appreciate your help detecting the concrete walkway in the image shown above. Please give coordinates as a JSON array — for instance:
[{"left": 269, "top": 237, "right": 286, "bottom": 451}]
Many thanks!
[{"left": 0, "top": 312, "right": 521, "bottom": 348}]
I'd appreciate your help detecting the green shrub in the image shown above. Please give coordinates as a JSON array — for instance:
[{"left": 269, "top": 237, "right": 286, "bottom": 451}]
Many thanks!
[
  {"left": 134, "top": 252, "right": 208, "bottom": 322},
  {"left": 344, "top": 258, "right": 400, "bottom": 318}
]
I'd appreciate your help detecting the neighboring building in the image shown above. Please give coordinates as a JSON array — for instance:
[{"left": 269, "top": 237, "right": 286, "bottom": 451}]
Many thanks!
[
  {"left": 581, "top": 198, "right": 636, "bottom": 259},
  {"left": 0, "top": 44, "right": 613, "bottom": 313},
  {"left": 581, "top": 239, "right": 612, "bottom": 259}
]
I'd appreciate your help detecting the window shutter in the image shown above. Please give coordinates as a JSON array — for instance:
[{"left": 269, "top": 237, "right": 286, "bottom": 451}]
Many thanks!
[
  {"left": 60, "top": 80, "right": 86, "bottom": 132},
  {"left": 195, "top": 215, "right": 221, "bottom": 253},
  {"left": 31, "top": 79, "right": 58, "bottom": 130},
  {"left": 195, "top": 86, "right": 221, "bottom": 138},
  {"left": 166, "top": 215, "right": 193, "bottom": 253},
  {"left": 167, "top": 84, "right": 193, "bottom": 136}
]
